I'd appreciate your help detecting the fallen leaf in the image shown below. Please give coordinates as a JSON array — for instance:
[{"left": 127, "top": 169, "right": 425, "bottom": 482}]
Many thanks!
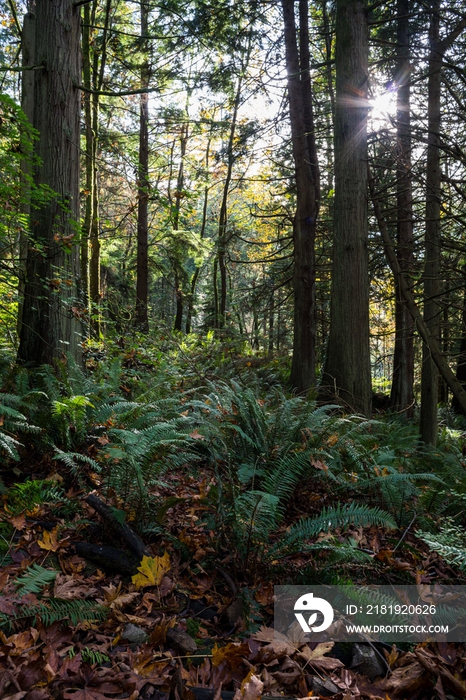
[
  {"left": 233, "top": 671, "right": 263, "bottom": 700},
  {"left": 38, "top": 528, "right": 62, "bottom": 552},
  {"left": 299, "top": 642, "right": 344, "bottom": 671},
  {"left": 189, "top": 429, "right": 205, "bottom": 440},
  {"left": 97, "top": 582, "right": 139, "bottom": 610},
  {"left": 131, "top": 552, "right": 171, "bottom": 589},
  {"left": 53, "top": 574, "right": 97, "bottom": 599}
]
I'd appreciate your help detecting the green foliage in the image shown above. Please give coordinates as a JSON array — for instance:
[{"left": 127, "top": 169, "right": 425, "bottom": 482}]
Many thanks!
[
  {"left": 0, "top": 392, "right": 40, "bottom": 460},
  {"left": 68, "top": 646, "right": 111, "bottom": 665},
  {"left": 0, "top": 598, "right": 108, "bottom": 633},
  {"left": 14, "top": 563, "right": 58, "bottom": 596},
  {"left": 6, "top": 479, "right": 67, "bottom": 515},
  {"left": 416, "top": 520, "right": 466, "bottom": 572},
  {"left": 269, "top": 503, "right": 396, "bottom": 558}
]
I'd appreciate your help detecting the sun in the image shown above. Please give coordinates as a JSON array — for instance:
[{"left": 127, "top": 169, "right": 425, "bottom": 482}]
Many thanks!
[{"left": 370, "top": 85, "right": 397, "bottom": 124}]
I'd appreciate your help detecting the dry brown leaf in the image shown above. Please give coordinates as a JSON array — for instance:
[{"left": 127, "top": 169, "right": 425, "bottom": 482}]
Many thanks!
[
  {"left": 53, "top": 574, "right": 97, "bottom": 599},
  {"left": 97, "top": 582, "right": 139, "bottom": 610},
  {"left": 253, "top": 626, "right": 296, "bottom": 656},
  {"left": 212, "top": 641, "right": 250, "bottom": 669},
  {"left": 299, "top": 641, "right": 344, "bottom": 670},
  {"left": 233, "top": 671, "right": 263, "bottom": 700}
]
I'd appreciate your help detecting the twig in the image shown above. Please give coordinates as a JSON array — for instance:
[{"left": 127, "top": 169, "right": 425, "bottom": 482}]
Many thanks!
[{"left": 393, "top": 512, "right": 417, "bottom": 552}]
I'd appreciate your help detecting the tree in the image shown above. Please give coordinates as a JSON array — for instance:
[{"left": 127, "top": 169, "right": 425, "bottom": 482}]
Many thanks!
[
  {"left": 389, "top": 0, "right": 414, "bottom": 418},
  {"left": 281, "top": 0, "right": 320, "bottom": 394},
  {"left": 17, "top": 0, "right": 82, "bottom": 366},
  {"left": 321, "top": 0, "right": 371, "bottom": 416},
  {"left": 135, "top": 0, "right": 150, "bottom": 332}
]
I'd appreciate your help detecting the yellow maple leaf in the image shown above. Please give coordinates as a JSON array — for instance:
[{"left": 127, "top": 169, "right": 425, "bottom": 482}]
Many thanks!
[
  {"left": 38, "top": 528, "right": 61, "bottom": 552},
  {"left": 132, "top": 552, "right": 171, "bottom": 590}
]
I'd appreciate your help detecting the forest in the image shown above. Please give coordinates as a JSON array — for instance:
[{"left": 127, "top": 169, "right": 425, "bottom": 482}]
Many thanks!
[{"left": 1, "top": 0, "right": 466, "bottom": 698}]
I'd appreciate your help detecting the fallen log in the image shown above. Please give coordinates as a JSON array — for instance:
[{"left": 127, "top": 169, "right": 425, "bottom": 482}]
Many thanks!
[
  {"left": 85, "top": 494, "right": 150, "bottom": 559},
  {"left": 73, "top": 542, "right": 140, "bottom": 575}
]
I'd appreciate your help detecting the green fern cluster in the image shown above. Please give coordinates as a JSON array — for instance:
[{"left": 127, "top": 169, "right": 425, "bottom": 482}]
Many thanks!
[
  {"left": 184, "top": 382, "right": 397, "bottom": 576},
  {"left": 416, "top": 520, "right": 466, "bottom": 572},
  {"left": 6, "top": 479, "right": 68, "bottom": 515},
  {"left": 0, "top": 562, "right": 108, "bottom": 632},
  {"left": 0, "top": 598, "right": 108, "bottom": 633}
]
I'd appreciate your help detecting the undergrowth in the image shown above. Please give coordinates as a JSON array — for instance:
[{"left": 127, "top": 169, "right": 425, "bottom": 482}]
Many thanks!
[{"left": 1, "top": 335, "right": 466, "bottom": 584}]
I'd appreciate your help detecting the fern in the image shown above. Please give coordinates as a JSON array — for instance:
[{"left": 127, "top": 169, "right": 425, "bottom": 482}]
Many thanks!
[
  {"left": 269, "top": 503, "right": 396, "bottom": 559},
  {"left": 69, "top": 646, "right": 111, "bottom": 665},
  {"left": 7, "top": 479, "right": 66, "bottom": 515},
  {"left": 0, "top": 598, "right": 108, "bottom": 632},
  {"left": 416, "top": 521, "right": 466, "bottom": 571},
  {"left": 14, "top": 563, "right": 58, "bottom": 596}
]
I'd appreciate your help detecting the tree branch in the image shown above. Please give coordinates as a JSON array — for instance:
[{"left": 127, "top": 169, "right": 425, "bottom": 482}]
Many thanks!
[{"left": 75, "top": 83, "right": 159, "bottom": 97}]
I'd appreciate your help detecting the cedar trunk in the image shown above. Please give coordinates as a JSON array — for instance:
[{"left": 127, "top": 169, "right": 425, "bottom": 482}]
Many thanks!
[
  {"left": 321, "top": 0, "right": 371, "bottom": 416},
  {"left": 281, "top": 0, "right": 319, "bottom": 394},
  {"left": 390, "top": 0, "right": 414, "bottom": 417},
  {"left": 420, "top": 0, "right": 441, "bottom": 445},
  {"left": 135, "top": 0, "right": 150, "bottom": 331},
  {"left": 18, "top": 0, "right": 82, "bottom": 366}
]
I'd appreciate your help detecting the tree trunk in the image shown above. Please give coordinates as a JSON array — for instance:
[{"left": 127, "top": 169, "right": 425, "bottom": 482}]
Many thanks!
[
  {"left": 453, "top": 267, "right": 466, "bottom": 415},
  {"left": 216, "top": 78, "right": 242, "bottom": 329},
  {"left": 81, "top": 2, "right": 92, "bottom": 323},
  {"left": 135, "top": 0, "right": 150, "bottom": 332},
  {"left": 321, "top": 0, "right": 371, "bottom": 416},
  {"left": 281, "top": 0, "right": 319, "bottom": 394},
  {"left": 420, "top": 0, "right": 441, "bottom": 445},
  {"left": 17, "top": 11, "right": 36, "bottom": 339},
  {"left": 186, "top": 135, "right": 211, "bottom": 334},
  {"left": 18, "top": 0, "right": 82, "bottom": 366},
  {"left": 389, "top": 0, "right": 414, "bottom": 418},
  {"left": 172, "top": 103, "right": 189, "bottom": 332},
  {"left": 89, "top": 0, "right": 111, "bottom": 338}
]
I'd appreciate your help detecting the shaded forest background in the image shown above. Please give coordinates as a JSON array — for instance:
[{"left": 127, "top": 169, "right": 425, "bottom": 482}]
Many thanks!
[{"left": 0, "top": 0, "right": 466, "bottom": 441}]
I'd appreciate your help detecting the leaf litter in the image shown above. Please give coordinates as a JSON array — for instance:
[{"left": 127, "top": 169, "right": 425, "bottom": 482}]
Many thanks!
[{"left": 0, "top": 473, "right": 466, "bottom": 700}]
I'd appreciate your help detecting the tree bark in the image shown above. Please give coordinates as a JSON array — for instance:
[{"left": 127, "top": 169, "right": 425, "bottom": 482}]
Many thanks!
[
  {"left": 321, "top": 0, "right": 371, "bottom": 416},
  {"left": 420, "top": 0, "right": 441, "bottom": 445},
  {"left": 453, "top": 267, "right": 466, "bottom": 414},
  {"left": 135, "top": 0, "right": 150, "bottom": 332},
  {"left": 89, "top": 0, "right": 111, "bottom": 338},
  {"left": 281, "top": 0, "right": 319, "bottom": 394},
  {"left": 389, "top": 0, "right": 414, "bottom": 418},
  {"left": 18, "top": 0, "right": 82, "bottom": 366},
  {"left": 17, "top": 11, "right": 36, "bottom": 339},
  {"left": 81, "top": 2, "right": 92, "bottom": 320}
]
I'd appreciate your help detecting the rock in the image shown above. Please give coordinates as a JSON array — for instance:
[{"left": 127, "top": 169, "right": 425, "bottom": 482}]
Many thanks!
[
  {"left": 121, "top": 623, "right": 149, "bottom": 645},
  {"left": 307, "top": 675, "right": 340, "bottom": 695},
  {"left": 166, "top": 627, "right": 197, "bottom": 655},
  {"left": 351, "top": 643, "right": 385, "bottom": 680}
]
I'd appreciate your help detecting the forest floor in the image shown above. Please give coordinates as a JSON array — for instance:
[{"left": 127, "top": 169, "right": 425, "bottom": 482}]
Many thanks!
[{"left": 1, "top": 337, "right": 466, "bottom": 700}]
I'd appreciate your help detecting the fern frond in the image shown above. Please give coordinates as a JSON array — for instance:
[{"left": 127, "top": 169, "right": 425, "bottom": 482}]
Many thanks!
[
  {"left": 0, "top": 598, "right": 107, "bottom": 632},
  {"left": 53, "top": 449, "right": 101, "bottom": 472},
  {"left": 14, "top": 563, "right": 58, "bottom": 595},
  {"left": 417, "top": 523, "right": 466, "bottom": 571},
  {"left": 270, "top": 503, "right": 396, "bottom": 558}
]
